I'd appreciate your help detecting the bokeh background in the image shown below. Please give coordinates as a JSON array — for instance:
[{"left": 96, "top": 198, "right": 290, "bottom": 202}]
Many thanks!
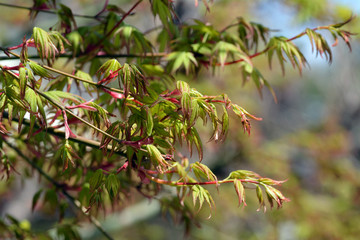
[{"left": 0, "top": 0, "right": 360, "bottom": 239}]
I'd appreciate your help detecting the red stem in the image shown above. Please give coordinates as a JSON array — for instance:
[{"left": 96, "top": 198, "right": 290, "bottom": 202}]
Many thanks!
[{"left": 146, "top": 173, "right": 260, "bottom": 186}]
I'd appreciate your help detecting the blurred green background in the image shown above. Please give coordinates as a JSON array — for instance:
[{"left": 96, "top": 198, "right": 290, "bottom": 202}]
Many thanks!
[{"left": 0, "top": 0, "right": 359, "bottom": 239}]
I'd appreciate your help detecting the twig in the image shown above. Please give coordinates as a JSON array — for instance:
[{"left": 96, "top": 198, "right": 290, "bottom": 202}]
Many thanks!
[
  {"left": 1, "top": 111, "right": 126, "bottom": 157},
  {"left": 145, "top": 172, "right": 261, "bottom": 186},
  {"left": 1, "top": 137, "right": 114, "bottom": 240},
  {"left": 88, "top": 0, "right": 143, "bottom": 53},
  {"left": 204, "top": 25, "right": 339, "bottom": 66}
]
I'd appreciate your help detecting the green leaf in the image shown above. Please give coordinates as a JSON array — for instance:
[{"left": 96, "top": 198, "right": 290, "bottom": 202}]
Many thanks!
[
  {"left": 28, "top": 61, "right": 53, "bottom": 78},
  {"left": 189, "top": 99, "right": 200, "bottom": 125},
  {"left": 32, "top": 189, "right": 43, "bottom": 212},
  {"left": 256, "top": 185, "right": 265, "bottom": 211},
  {"left": 49, "top": 31, "right": 71, "bottom": 54},
  {"left": 151, "top": 0, "right": 172, "bottom": 26},
  {"left": 267, "top": 36, "right": 308, "bottom": 74},
  {"left": 192, "top": 185, "right": 203, "bottom": 209},
  {"left": 117, "top": 25, "right": 133, "bottom": 41},
  {"left": 141, "top": 64, "right": 164, "bottom": 76},
  {"left": 105, "top": 174, "right": 120, "bottom": 200},
  {"left": 6, "top": 105, "right": 14, "bottom": 126},
  {"left": 66, "top": 31, "right": 83, "bottom": 55},
  {"left": 28, "top": 115, "right": 36, "bottom": 138},
  {"left": 32, "top": 27, "right": 62, "bottom": 63},
  {"left": 146, "top": 144, "right": 170, "bottom": 173},
  {"left": 78, "top": 183, "right": 90, "bottom": 206},
  {"left": 88, "top": 101, "right": 112, "bottom": 127},
  {"left": 18, "top": 110, "right": 26, "bottom": 132},
  {"left": 221, "top": 106, "right": 229, "bottom": 139},
  {"left": 191, "top": 43, "right": 212, "bottom": 55},
  {"left": 0, "top": 93, "right": 6, "bottom": 111},
  {"left": 166, "top": 52, "right": 198, "bottom": 74},
  {"left": 89, "top": 169, "right": 104, "bottom": 192},
  {"left": 75, "top": 70, "right": 94, "bottom": 91},
  {"left": 19, "top": 67, "right": 27, "bottom": 99},
  {"left": 236, "top": 18, "right": 270, "bottom": 51},
  {"left": 262, "top": 184, "right": 288, "bottom": 208},
  {"left": 100, "top": 120, "right": 122, "bottom": 152},
  {"left": 59, "top": 3, "right": 77, "bottom": 30},
  {"left": 234, "top": 179, "right": 246, "bottom": 207},
  {"left": 192, "top": 185, "right": 215, "bottom": 211},
  {"left": 43, "top": 90, "right": 81, "bottom": 105},
  {"left": 176, "top": 80, "right": 190, "bottom": 93},
  {"left": 157, "top": 29, "right": 170, "bottom": 52},
  {"left": 190, "top": 128, "right": 203, "bottom": 161},
  {"left": 25, "top": 88, "right": 38, "bottom": 113},
  {"left": 121, "top": 63, "right": 132, "bottom": 96},
  {"left": 213, "top": 41, "right": 244, "bottom": 67},
  {"left": 191, "top": 162, "right": 217, "bottom": 182},
  {"left": 305, "top": 28, "right": 332, "bottom": 62},
  {"left": 97, "top": 59, "right": 122, "bottom": 80},
  {"left": 36, "top": 95, "right": 46, "bottom": 125},
  {"left": 226, "top": 170, "right": 260, "bottom": 180},
  {"left": 181, "top": 92, "right": 191, "bottom": 119},
  {"left": 172, "top": 162, "right": 187, "bottom": 179},
  {"left": 4, "top": 86, "right": 29, "bottom": 110},
  {"left": 146, "top": 106, "right": 154, "bottom": 136},
  {"left": 263, "top": 185, "right": 277, "bottom": 209}
]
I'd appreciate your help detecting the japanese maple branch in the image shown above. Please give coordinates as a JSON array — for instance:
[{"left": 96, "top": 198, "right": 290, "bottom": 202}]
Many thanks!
[
  {"left": 1, "top": 67, "right": 123, "bottom": 144},
  {"left": 1, "top": 137, "right": 114, "bottom": 240},
  {"left": 211, "top": 25, "right": 343, "bottom": 66}
]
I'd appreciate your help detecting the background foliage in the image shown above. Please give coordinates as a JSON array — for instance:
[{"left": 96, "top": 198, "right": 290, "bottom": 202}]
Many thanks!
[{"left": 0, "top": 0, "right": 359, "bottom": 239}]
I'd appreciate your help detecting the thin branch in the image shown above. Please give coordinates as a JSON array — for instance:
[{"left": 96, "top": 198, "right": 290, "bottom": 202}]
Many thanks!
[
  {"left": 4, "top": 50, "right": 126, "bottom": 95},
  {"left": 1, "top": 111, "right": 126, "bottom": 157},
  {"left": 88, "top": 0, "right": 143, "bottom": 54},
  {"left": 0, "top": 2, "right": 126, "bottom": 20},
  {"left": 1, "top": 137, "right": 114, "bottom": 240},
  {"left": 0, "top": 52, "right": 166, "bottom": 61},
  {"left": 94, "top": 0, "right": 109, "bottom": 18},
  {"left": 143, "top": 25, "right": 163, "bottom": 35},
  {"left": 37, "top": 88, "right": 123, "bottom": 143}
]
